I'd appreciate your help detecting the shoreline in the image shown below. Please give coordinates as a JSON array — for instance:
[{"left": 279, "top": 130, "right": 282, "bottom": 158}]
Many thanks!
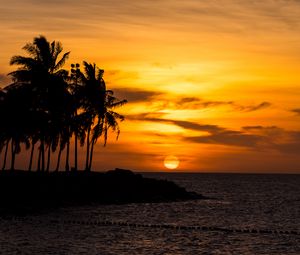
[{"left": 0, "top": 169, "right": 205, "bottom": 214}]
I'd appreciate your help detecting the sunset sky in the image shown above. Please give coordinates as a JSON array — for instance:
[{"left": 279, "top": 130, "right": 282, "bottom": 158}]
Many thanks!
[{"left": 1, "top": 0, "right": 300, "bottom": 173}]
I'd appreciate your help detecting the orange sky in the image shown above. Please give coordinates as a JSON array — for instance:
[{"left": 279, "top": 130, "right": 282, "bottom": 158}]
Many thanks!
[{"left": 1, "top": 0, "right": 300, "bottom": 173}]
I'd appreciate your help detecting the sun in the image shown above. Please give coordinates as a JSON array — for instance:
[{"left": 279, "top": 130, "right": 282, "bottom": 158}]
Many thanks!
[{"left": 164, "top": 155, "right": 180, "bottom": 170}]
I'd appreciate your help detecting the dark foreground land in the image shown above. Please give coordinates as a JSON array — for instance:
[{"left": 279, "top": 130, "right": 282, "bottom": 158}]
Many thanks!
[{"left": 0, "top": 169, "right": 204, "bottom": 214}]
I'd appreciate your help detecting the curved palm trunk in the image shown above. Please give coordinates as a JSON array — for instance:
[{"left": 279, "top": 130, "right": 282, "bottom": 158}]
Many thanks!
[
  {"left": 88, "top": 140, "right": 95, "bottom": 171},
  {"left": 46, "top": 143, "right": 51, "bottom": 172},
  {"left": 55, "top": 145, "right": 62, "bottom": 172},
  {"left": 85, "top": 127, "right": 91, "bottom": 171},
  {"left": 2, "top": 140, "right": 9, "bottom": 171},
  {"left": 10, "top": 139, "right": 16, "bottom": 171},
  {"left": 41, "top": 138, "right": 45, "bottom": 172},
  {"left": 74, "top": 132, "right": 78, "bottom": 171},
  {"left": 28, "top": 141, "right": 35, "bottom": 171},
  {"left": 74, "top": 112, "right": 78, "bottom": 172},
  {"left": 37, "top": 145, "right": 42, "bottom": 171},
  {"left": 65, "top": 139, "right": 70, "bottom": 172}
]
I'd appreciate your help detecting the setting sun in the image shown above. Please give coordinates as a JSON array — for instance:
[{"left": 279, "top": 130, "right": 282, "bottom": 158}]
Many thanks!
[{"left": 164, "top": 155, "right": 180, "bottom": 170}]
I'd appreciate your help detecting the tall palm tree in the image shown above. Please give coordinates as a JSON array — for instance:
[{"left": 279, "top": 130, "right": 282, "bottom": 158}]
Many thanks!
[
  {"left": 78, "top": 62, "right": 102, "bottom": 171},
  {"left": 1, "top": 84, "right": 31, "bottom": 170},
  {"left": 88, "top": 91, "right": 126, "bottom": 171},
  {"left": 79, "top": 62, "right": 127, "bottom": 171},
  {"left": 70, "top": 63, "right": 81, "bottom": 171},
  {"left": 0, "top": 88, "right": 9, "bottom": 170},
  {"left": 8, "top": 35, "right": 70, "bottom": 171}
]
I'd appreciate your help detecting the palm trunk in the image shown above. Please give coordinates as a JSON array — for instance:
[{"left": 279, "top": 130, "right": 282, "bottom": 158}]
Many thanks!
[
  {"left": 88, "top": 140, "right": 95, "bottom": 171},
  {"left": 74, "top": 132, "right": 78, "bottom": 171},
  {"left": 74, "top": 112, "right": 78, "bottom": 172},
  {"left": 85, "top": 127, "right": 91, "bottom": 171},
  {"left": 28, "top": 142, "right": 35, "bottom": 171},
  {"left": 37, "top": 144, "right": 42, "bottom": 172},
  {"left": 65, "top": 139, "right": 70, "bottom": 172},
  {"left": 46, "top": 142, "right": 51, "bottom": 172},
  {"left": 10, "top": 139, "right": 15, "bottom": 171},
  {"left": 55, "top": 145, "right": 62, "bottom": 172},
  {"left": 41, "top": 138, "right": 45, "bottom": 172},
  {"left": 2, "top": 140, "right": 9, "bottom": 171}
]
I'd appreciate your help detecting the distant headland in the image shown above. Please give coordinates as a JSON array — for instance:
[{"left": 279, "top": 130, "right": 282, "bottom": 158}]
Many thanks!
[{"left": 0, "top": 169, "right": 205, "bottom": 214}]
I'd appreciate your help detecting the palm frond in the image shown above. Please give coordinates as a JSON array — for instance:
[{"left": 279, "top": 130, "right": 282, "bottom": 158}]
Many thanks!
[
  {"left": 55, "top": 69, "right": 69, "bottom": 78},
  {"left": 23, "top": 43, "right": 38, "bottom": 57},
  {"left": 108, "top": 111, "right": 125, "bottom": 121},
  {"left": 53, "top": 51, "right": 70, "bottom": 72},
  {"left": 108, "top": 99, "right": 127, "bottom": 109},
  {"left": 97, "top": 68, "right": 104, "bottom": 80},
  {"left": 10, "top": 56, "right": 36, "bottom": 68},
  {"left": 7, "top": 70, "right": 33, "bottom": 83},
  {"left": 33, "top": 35, "right": 52, "bottom": 69},
  {"left": 83, "top": 61, "right": 96, "bottom": 81}
]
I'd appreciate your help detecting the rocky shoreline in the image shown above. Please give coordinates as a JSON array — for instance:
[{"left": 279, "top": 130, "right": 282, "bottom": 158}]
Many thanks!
[{"left": 0, "top": 169, "right": 205, "bottom": 214}]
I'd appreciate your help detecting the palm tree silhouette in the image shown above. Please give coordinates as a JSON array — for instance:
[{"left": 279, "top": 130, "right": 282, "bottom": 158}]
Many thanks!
[
  {"left": 0, "top": 88, "right": 9, "bottom": 170},
  {"left": 70, "top": 63, "right": 81, "bottom": 171},
  {"left": 79, "top": 62, "right": 127, "bottom": 171},
  {"left": 78, "top": 62, "right": 104, "bottom": 171},
  {"left": 88, "top": 90, "right": 127, "bottom": 171},
  {"left": 0, "top": 84, "right": 33, "bottom": 170},
  {"left": 8, "top": 35, "right": 70, "bottom": 171},
  {"left": 1, "top": 35, "right": 127, "bottom": 172}
]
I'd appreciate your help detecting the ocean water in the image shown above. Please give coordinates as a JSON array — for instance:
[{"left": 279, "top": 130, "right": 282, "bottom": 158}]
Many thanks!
[{"left": 0, "top": 173, "right": 299, "bottom": 254}]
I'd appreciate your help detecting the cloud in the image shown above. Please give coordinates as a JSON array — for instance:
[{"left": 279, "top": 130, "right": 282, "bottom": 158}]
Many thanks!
[
  {"left": 177, "top": 98, "right": 271, "bottom": 112},
  {"left": 127, "top": 114, "right": 263, "bottom": 147},
  {"left": 234, "top": 102, "right": 271, "bottom": 112},
  {"left": 150, "top": 97, "right": 233, "bottom": 111},
  {"left": 145, "top": 95, "right": 271, "bottom": 112},
  {"left": 291, "top": 108, "right": 300, "bottom": 116},
  {"left": 184, "top": 123, "right": 300, "bottom": 153},
  {"left": 242, "top": 125, "right": 269, "bottom": 130},
  {"left": 185, "top": 131, "right": 264, "bottom": 148},
  {"left": 275, "top": 143, "right": 300, "bottom": 154},
  {"left": 128, "top": 113, "right": 300, "bottom": 153},
  {"left": 127, "top": 113, "right": 225, "bottom": 133},
  {"left": 242, "top": 125, "right": 283, "bottom": 136},
  {"left": 126, "top": 112, "right": 168, "bottom": 121},
  {"left": 170, "top": 120, "right": 224, "bottom": 133},
  {"left": 290, "top": 131, "right": 300, "bottom": 140},
  {"left": 2, "top": 0, "right": 300, "bottom": 45},
  {"left": 172, "top": 97, "right": 234, "bottom": 110},
  {"left": 113, "top": 88, "right": 163, "bottom": 103}
]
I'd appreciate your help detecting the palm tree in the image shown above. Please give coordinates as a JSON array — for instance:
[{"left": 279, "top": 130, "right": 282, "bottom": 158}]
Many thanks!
[
  {"left": 4, "top": 36, "right": 127, "bottom": 172},
  {"left": 70, "top": 63, "right": 81, "bottom": 171},
  {"left": 0, "top": 84, "right": 32, "bottom": 170},
  {"left": 77, "top": 62, "right": 100, "bottom": 171},
  {"left": 8, "top": 35, "right": 70, "bottom": 171},
  {"left": 1, "top": 140, "right": 9, "bottom": 171},
  {"left": 0, "top": 88, "right": 9, "bottom": 170},
  {"left": 88, "top": 91, "right": 126, "bottom": 171},
  {"left": 79, "top": 62, "right": 127, "bottom": 171}
]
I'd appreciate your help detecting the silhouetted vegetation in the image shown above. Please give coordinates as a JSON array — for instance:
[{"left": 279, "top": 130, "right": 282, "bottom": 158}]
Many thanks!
[{"left": 0, "top": 36, "right": 127, "bottom": 171}]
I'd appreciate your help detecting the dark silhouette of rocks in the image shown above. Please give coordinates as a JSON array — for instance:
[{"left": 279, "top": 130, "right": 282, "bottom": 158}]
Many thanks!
[{"left": 0, "top": 169, "right": 204, "bottom": 214}]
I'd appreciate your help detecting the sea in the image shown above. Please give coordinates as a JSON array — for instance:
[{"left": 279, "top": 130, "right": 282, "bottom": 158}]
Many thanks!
[{"left": 0, "top": 173, "right": 299, "bottom": 254}]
